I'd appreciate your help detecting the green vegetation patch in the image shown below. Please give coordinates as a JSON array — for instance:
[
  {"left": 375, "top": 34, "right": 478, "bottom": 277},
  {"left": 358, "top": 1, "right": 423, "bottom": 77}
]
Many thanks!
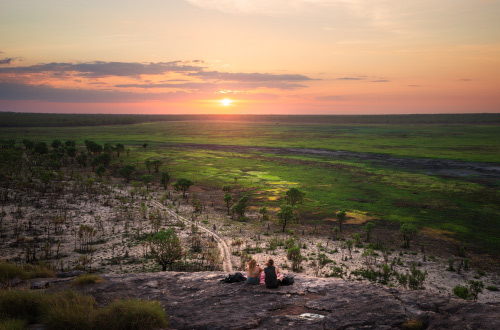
[{"left": 0, "top": 289, "right": 168, "bottom": 330}]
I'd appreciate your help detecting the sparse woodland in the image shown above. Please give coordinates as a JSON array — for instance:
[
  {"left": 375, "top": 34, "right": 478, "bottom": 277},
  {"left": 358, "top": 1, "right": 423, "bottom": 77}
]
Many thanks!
[{"left": 0, "top": 137, "right": 499, "bottom": 304}]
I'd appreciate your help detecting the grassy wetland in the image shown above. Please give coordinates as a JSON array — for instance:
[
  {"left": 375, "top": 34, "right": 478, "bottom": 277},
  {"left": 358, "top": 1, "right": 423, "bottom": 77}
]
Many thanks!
[{"left": 1, "top": 113, "right": 500, "bottom": 306}]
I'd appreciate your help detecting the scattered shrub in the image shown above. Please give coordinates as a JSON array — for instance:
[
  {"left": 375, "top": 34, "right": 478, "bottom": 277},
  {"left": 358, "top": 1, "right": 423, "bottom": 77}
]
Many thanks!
[
  {"left": 0, "top": 290, "right": 45, "bottom": 323},
  {"left": 72, "top": 274, "right": 104, "bottom": 286},
  {"left": 0, "top": 289, "right": 168, "bottom": 330},
  {"left": 453, "top": 285, "right": 470, "bottom": 300},
  {"left": 94, "top": 299, "right": 168, "bottom": 330},
  {"left": 0, "top": 262, "right": 56, "bottom": 285},
  {"left": 453, "top": 281, "right": 484, "bottom": 300},
  {"left": 486, "top": 285, "right": 499, "bottom": 291},
  {"left": 408, "top": 265, "right": 427, "bottom": 290},
  {"left": 0, "top": 318, "right": 26, "bottom": 330},
  {"left": 0, "top": 263, "right": 25, "bottom": 285},
  {"left": 401, "top": 319, "right": 424, "bottom": 330},
  {"left": 40, "top": 291, "right": 96, "bottom": 330}
]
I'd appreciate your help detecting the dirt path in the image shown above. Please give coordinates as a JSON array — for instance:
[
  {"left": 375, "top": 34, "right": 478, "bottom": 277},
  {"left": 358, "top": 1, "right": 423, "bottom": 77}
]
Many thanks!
[{"left": 150, "top": 201, "right": 234, "bottom": 273}]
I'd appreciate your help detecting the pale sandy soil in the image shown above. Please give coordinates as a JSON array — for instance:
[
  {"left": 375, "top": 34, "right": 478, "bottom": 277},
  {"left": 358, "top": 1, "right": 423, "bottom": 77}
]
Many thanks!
[{"left": 1, "top": 181, "right": 499, "bottom": 304}]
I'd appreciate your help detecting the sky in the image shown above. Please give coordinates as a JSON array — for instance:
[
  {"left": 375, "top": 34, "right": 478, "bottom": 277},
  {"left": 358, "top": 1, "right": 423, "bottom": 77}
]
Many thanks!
[{"left": 0, "top": 0, "right": 499, "bottom": 115}]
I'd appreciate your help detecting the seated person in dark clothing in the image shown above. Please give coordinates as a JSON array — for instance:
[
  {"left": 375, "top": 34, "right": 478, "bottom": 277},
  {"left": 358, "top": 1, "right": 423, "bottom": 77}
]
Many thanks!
[{"left": 264, "top": 258, "right": 282, "bottom": 289}]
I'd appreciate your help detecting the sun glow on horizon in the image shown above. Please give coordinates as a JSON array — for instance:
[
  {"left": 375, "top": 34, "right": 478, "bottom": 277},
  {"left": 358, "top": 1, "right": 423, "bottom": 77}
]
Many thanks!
[{"left": 220, "top": 98, "right": 232, "bottom": 106}]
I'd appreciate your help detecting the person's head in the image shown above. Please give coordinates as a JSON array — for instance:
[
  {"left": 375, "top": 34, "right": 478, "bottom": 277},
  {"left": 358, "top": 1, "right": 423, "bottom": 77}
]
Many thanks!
[
  {"left": 266, "top": 258, "right": 274, "bottom": 267},
  {"left": 248, "top": 259, "right": 257, "bottom": 271}
]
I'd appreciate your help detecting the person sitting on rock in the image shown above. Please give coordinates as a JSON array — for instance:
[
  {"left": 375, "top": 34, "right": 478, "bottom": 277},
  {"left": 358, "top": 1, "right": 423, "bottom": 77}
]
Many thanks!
[
  {"left": 264, "top": 258, "right": 282, "bottom": 289},
  {"left": 246, "top": 259, "right": 263, "bottom": 285}
]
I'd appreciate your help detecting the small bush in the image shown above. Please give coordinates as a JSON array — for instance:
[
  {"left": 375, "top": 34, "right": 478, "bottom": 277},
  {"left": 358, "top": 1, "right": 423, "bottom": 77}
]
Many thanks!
[
  {"left": 0, "top": 289, "right": 167, "bottom": 330},
  {"left": 0, "top": 290, "right": 45, "bottom": 323},
  {"left": 72, "top": 274, "right": 103, "bottom": 286},
  {"left": 40, "top": 290, "right": 96, "bottom": 330},
  {"left": 0, "top": 318, "right": 26, "bottom": 330},
  {"left": 486, "top": 285, "right": 499, "bottom": 291},
  {"left": 453, "top": 285, "right": 470, "bottom": 300},
  {"left": 453, "top": 281, "right": 484, "bottom": 300},
  {"left": 0, "top": 262, "right": 56, "bottom": 285},
  {"left": 402, "top": 319, "right": 424, "bottom": 330},
  {"left": 408, "top": 266, "right": 427, "bottom": 290},
  {"left": 0, "top": 263, "right": 25, "bottom": 283},
  {"left": 95, "top": 299, "right": 168, "bottom": 330}
]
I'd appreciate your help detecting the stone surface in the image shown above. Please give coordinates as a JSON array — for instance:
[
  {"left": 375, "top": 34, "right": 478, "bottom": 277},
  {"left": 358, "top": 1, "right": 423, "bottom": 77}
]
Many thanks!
[{"left": 34, "top": 271, "right": 500, "bottom": 330}]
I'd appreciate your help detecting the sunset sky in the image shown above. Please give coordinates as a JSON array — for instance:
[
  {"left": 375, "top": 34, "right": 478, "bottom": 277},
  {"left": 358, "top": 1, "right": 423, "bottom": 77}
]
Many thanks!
[{"left": 1, "top": 0, "right": 499, "bottom": 114}]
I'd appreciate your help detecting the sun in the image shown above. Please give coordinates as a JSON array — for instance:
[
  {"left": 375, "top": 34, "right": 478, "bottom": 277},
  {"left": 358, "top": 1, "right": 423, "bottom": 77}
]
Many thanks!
[{"left": 220, "top": 98, "right": 232, "bottom": 106}]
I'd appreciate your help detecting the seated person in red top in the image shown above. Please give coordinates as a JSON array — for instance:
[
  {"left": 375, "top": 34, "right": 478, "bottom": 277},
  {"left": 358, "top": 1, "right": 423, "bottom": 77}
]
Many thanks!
[
  {"left": 246, "top": 259, "right": 263, "bottom": 285},
  {"left": 264, "top": 258, "right": 282, "bottom": 289}
]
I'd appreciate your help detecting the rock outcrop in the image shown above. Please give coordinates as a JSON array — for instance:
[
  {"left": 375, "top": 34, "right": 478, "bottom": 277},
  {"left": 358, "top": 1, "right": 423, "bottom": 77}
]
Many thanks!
[{"left": 36, "top": 272, "right": 500, "bottom": 329}]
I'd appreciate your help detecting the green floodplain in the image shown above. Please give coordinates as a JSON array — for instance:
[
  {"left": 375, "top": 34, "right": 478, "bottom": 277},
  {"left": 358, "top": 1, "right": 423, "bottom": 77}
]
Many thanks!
[{"left": 1, "top": 113, "right": 500, "bottom": 255}]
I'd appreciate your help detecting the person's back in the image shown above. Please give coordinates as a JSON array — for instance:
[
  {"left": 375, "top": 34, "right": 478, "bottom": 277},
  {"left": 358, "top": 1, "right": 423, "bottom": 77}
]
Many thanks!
[{"left": 264, "top": 265, "right": 278, "bottom": 288}]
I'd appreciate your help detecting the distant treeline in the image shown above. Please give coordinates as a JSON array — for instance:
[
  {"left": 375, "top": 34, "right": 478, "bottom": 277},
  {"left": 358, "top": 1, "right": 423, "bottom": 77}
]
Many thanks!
[{"left": 1, "top": 112, "right": 500, "bottom": 127}]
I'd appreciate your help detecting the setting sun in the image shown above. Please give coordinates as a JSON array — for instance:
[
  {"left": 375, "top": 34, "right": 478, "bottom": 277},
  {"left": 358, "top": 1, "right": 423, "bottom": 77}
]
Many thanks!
[{"left": 220, "top": 98, "right": 232, "bottom": 106}]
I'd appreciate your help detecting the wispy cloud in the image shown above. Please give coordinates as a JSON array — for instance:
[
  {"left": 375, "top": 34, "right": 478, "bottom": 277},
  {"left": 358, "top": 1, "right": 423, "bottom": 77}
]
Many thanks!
[
  {"left": 0, "top": 58, "right": 316, "bottom": 103},
  {"left": 0, "top": 61, "right": 205, "bottom": 77},
  {"left": 188, "top": 71, "right": 315, "bottom": 82},
  {"left": 335, "top": 76, "right": 389, "bottom": 82},
  {"left": 116, "top": 81, "right": 307, "bottom": 91},
  {"left": 0, "top": 82, "right": 185, "bottom": 103},
  {"left": 0, "top": 58, "right": 13, "bottom": 65},
  {"left": 316, "top": 95, "right": 347, "bottom": 101}
]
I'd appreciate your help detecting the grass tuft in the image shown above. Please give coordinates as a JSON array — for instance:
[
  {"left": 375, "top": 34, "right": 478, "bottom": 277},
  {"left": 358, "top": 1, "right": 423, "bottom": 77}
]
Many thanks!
[
  {"left": 0, "top": 289, "right": 168, "bottom": 330},
  {"left": 401, "top": 319, "right": 424, "bottom": 330},
  {"left": 72, "top": 274, "right": 104, "bottom": 286},
  {"left": 0, "top": 290, "right": 45, "bottom": 323},
  {"left": 0, "top": 262, "right": 56, "bottom": 285},
  {"left": 40, "top": 290, "right": 96, "bottom": 330},
  {"left": 0, "top": 318, "right": 26, "bottom": 330},
  {"left": 95, "top": 299, "right": 168, "bottom": 330}
]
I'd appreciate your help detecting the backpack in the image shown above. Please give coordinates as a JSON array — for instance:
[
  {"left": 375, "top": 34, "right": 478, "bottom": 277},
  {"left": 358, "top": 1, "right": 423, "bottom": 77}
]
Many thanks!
[
  {"left": 220, "top": 272, "right": 246, "bottom": 283},
  {"left": 281, "top": 275, "right": 294, "bottom": 286}
]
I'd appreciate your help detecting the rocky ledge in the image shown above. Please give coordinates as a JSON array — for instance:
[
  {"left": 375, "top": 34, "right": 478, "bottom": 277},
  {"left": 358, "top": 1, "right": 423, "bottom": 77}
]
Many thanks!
[{"left": 35, "top": 272, "right": 500, "bottom": 329}]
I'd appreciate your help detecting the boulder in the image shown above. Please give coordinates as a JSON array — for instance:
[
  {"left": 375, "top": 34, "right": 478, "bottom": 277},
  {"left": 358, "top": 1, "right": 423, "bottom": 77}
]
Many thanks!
[{"left": 39, "top": 271, "right": 500, "bottom": 330}]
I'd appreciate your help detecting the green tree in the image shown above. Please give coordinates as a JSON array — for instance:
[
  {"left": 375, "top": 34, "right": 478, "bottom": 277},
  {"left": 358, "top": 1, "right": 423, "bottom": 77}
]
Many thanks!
[
  {"left": 285, "top": 188, "right": 305, "bottom": 206},
  {"left": 223, "top": 193, "right": 232, "bottom": 215},
  {"left": 277, "top": 204, "right": 295, "bottom": 233},
  {"left": 230, "top": 195, "right": 249, "bottom": 219},
  {"left": 148, "top": 229, "right": 183, "bottom": 271},
  {"left": 65, "top": 140, "right": 76, "bottom": 147},
  {"left": 76, "top": 153, "right": 88, "bottom": 168},
  {"left": 336, "top": 211, "right": 346, "bottom": 232},
  {"left": 34, "top": 142, "right": 49, "bottom": 154},
  {"left": 400, "top": 223, "right": 418, "bottom": 248},
  {"left": 161, "top": 171, "right": 170, "bottom": 190},
  {"left": 173, "top": 178, "right": 194, "bottom": 198},
  {"left": 222, "top": 185, "right": 231, "bottom": 193},
  {"left": 22, "top": 139, "right": 35, "bottom": 150},
  {"left": 51, "top": 139, "right": 63, "bottom": 150},
  {"left": 364, "top": 222, "right": 375, "bottom": 242},
  {"left": 142, "top": 143, "right": 148, "bottom": 149},
  {"left": 66, "top": 146, "right": 77, "bottom": 158},
  {"left": 118, "top": 165, "right": 135, "bottom": 183},
  {"left": 95, "top": 164, "right": 106, "bottom": 178},
  {"left": 144, "top": 159, "right": 152, "bottom": 174},
  {"left": 259, "top": 206, "right": 269, "bottom": 222},
  {"left": 142, "top": 174, "right": 153, "bottom": 191},
  {"left": 115, "top": 143, "right": 125, "bottom": 157},
  {"left": 152, "top": 159, "right": 163, "bottom": 173},
  {"left": 97, "top": 152, "right": 111, "bottom": 167},
  {"left": 287, "top": 245, "right": 303, "bottom": 272}
]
